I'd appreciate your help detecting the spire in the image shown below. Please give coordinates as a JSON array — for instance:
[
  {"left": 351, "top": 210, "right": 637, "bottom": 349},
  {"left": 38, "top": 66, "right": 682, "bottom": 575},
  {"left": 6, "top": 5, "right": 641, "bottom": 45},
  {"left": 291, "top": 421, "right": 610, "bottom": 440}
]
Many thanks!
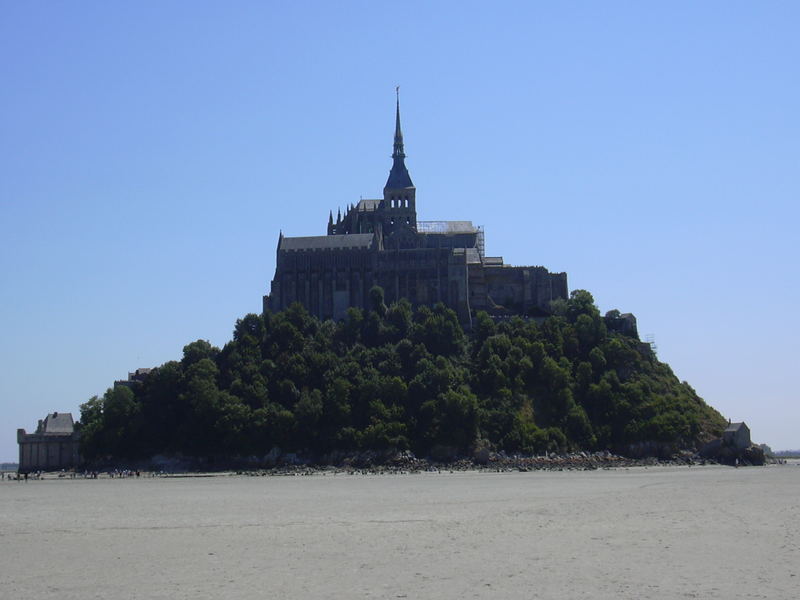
[
  {"left": 392, "top": 87, "right": 405, "bottom": 160},
  {"left": 385, "top": 87, "right": 414, "bottom": 190}
]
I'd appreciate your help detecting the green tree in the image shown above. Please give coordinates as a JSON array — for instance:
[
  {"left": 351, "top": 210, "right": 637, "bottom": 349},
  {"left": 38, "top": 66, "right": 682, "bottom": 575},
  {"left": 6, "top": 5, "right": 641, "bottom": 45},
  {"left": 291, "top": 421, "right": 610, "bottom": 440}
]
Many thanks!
[
  {"left": 181, "top": 339, "right": 220, "bottom": 369},
  {"left": 369, "top": 285, "right": 388, "bottom": 317}
]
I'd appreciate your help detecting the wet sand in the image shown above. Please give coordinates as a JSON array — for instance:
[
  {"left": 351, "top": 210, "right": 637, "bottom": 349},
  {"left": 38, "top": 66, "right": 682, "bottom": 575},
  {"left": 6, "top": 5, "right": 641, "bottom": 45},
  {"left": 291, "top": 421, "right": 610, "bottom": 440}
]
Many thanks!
[{"left": 1, "top": 464, "right": 798, "bottom": 599}]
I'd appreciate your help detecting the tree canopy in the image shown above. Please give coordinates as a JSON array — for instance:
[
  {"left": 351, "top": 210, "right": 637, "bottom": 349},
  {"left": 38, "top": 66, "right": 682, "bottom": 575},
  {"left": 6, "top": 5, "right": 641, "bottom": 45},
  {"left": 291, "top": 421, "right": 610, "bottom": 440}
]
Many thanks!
[{"left": 80, "top": 289, "right": 726, "bottom": 462}]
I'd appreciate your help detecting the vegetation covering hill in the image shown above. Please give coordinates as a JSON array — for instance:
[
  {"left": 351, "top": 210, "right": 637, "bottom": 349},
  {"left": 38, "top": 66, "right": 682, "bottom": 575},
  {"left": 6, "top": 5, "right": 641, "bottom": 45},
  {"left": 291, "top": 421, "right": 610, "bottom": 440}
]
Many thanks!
[{"left": 80, "top": 289, "right": 726, "bottom": 462}]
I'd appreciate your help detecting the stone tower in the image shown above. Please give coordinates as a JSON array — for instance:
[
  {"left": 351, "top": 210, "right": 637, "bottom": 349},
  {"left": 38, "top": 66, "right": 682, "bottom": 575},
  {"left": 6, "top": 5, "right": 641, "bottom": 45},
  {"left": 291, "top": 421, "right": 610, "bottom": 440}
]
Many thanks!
[{"left": 380, "top": 89, "right": 417, "bottom": 244}]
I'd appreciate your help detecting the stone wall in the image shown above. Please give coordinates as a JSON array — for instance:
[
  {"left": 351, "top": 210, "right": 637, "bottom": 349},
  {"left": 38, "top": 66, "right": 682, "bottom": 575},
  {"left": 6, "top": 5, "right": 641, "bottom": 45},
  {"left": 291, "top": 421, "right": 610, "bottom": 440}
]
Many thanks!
[{"left": 17, "top": 430, "right": 80, "bottom": 473}]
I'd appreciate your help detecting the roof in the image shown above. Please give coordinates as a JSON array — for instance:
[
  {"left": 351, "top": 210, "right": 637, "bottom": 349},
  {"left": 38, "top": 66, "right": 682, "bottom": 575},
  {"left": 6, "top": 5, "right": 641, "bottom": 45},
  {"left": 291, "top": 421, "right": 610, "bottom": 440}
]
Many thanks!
[
  {"left": 386, "top": 161, "right": 414, "bottom": 189},
  {"left": 356, "top": 199, "right": 381, "bottom": 211},
  {"left": 417, "top": 221, "right": 478, "bottom": 234},
  {"left": 725, "top": 422, "right": 747, "bottom": 433},
  {"left": 42, "top": 412, "right": 75, "bottom": 434},
  {"left": 279, "top": 233, "right": 374, "bottom": 252}
]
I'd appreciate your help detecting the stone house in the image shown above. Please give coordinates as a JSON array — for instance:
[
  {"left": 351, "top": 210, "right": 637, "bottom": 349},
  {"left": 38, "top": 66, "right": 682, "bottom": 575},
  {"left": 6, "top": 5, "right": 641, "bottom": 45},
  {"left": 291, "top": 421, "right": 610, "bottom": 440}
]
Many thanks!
[
  {"left": 722, "top": 422, "right": 751, "bottom": 450},
  {"left": 114, "top": 367, "right": 153, "bottom": 389}
]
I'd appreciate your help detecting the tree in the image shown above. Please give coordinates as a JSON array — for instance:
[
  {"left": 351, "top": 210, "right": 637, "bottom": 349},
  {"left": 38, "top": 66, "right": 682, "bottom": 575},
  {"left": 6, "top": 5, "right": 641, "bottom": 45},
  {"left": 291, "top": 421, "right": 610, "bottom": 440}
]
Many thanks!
[
  {"left": 178, "top": 358, "right": 222, "bottom": 453},
  {"left": 566, "top": 289, "right": 599, "bottom": 322},
  {"left": 79, "top": 396, "right": 105, "bottom": 460},
  {"left": 182, "top": 340, "right": 220, "bottom": 368},
  {"left": 369, "top": 285, "right": 388, "bottom": 317},
  {"left": 81, "top": 285, "right": 727, "bottom": 462},
  {"left": 102, "top": 385, "right": 142, "bottom": 458}
]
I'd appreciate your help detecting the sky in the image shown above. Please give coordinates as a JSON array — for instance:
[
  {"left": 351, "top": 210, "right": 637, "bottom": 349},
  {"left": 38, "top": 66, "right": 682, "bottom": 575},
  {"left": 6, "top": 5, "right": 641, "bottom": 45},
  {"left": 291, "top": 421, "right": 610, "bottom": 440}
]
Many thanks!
[{"left": 1, "top": 2, "right": 798, "bottom": 461}]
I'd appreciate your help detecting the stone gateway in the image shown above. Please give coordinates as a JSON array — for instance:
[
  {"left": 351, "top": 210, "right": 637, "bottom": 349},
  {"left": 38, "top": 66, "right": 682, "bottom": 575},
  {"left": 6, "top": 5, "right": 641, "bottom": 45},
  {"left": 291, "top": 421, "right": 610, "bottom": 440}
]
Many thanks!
[{"left": 264, "top": 97, "right": 567, "bottom": 324}]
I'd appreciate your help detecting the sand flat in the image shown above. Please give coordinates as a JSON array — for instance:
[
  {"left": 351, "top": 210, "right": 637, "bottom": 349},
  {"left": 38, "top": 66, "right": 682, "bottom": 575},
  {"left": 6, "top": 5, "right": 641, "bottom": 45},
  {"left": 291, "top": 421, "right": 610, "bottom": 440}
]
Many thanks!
[{"left": 1, "top": 465, "right": 798, "bottom": 599}]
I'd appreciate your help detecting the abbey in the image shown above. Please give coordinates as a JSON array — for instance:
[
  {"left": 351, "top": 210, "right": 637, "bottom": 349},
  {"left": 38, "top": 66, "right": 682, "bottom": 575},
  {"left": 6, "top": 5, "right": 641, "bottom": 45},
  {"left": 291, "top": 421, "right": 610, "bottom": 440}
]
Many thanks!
[{"left": 264, "top": 98, "right": 568, "bottom": 324}]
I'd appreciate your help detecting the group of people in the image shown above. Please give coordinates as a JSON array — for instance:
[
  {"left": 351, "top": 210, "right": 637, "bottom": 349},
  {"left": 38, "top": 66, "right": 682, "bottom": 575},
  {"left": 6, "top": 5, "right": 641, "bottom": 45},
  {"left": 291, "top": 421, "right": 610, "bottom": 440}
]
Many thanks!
[{"left": 1, "top": 468, "right": 151, "bottom": 480}]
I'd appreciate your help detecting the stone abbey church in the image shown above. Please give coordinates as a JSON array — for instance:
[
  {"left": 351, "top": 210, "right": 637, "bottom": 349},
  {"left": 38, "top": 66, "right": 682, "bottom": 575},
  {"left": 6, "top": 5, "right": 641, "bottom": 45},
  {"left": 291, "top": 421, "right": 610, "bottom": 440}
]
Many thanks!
[{"left": 264, "top": 99, "right": 568, "bottom": 325}]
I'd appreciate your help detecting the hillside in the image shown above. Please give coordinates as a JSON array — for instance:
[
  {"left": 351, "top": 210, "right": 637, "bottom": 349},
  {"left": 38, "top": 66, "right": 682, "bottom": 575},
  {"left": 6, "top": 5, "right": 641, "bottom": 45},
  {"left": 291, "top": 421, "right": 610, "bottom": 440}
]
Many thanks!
[{"left": 79, "top": 289, "right": 727, "bottom": 463}]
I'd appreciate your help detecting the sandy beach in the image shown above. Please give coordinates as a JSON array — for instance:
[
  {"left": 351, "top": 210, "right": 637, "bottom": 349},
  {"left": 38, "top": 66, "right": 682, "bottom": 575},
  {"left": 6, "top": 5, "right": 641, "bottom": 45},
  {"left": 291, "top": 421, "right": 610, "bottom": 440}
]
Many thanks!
[{"left": 1, "top": 464, "right": 798, "bottom": 599}]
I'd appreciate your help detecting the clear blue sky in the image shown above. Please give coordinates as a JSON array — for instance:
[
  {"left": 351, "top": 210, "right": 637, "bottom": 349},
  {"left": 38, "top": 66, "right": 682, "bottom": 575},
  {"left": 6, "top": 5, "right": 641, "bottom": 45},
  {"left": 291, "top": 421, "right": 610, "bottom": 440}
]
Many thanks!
[{"left": 2, "top": 2, "right": 798, "bottom": 461}]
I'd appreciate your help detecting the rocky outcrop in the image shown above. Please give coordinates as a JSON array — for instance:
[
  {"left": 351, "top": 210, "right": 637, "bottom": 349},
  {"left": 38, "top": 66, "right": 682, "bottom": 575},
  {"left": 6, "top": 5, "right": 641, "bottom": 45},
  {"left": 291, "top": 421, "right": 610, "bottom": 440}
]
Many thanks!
[{"left": 698, "top": 439, "right": 765, "bottom": 466}]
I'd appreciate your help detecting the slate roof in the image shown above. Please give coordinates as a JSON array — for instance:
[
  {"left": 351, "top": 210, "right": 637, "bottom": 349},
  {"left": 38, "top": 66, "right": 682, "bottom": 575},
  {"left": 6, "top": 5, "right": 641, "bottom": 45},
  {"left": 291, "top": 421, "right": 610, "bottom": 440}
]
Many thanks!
[
  {"left": 280, "top": 234, "right": 374, "bottom": 252},
  {"left": 417, "top": 221, "right": 477, "bottom": 234},
  {"left": 725, "top": 422, "right": 747, "bottom": 433},
  {"left": 386, "top": 161, "right": 414, "bottom": 189},
  {"left": 356, "top": 199, "right": 382, "bottom": 211},
  {"left": 385, "top": 95, "right": 415, "bottom": 190},
  {"left": 42, "top": 412, "right": 75, "bottom": 434}
]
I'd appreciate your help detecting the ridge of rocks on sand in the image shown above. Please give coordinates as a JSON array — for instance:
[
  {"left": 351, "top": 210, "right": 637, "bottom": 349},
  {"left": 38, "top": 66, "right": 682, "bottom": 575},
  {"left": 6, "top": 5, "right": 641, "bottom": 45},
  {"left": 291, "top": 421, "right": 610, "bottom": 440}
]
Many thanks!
[
  {"left": 237, "top": 450, "right": 713, "bottom": 477},
  {"left": 13, "top": 450, "right": 777, "bottom": 480}
]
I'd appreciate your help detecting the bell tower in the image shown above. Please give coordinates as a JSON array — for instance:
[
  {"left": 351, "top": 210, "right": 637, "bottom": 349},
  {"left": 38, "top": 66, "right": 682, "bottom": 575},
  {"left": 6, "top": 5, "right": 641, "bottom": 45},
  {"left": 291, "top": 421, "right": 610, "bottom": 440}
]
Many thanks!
[{"left": 382, "top": 88, "right": 417, "bottom": 236}]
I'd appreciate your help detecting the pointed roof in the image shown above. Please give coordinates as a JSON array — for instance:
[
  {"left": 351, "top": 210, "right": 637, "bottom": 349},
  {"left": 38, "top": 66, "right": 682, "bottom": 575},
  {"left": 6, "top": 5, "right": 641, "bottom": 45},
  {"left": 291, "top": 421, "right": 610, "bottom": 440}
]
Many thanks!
[
  {"left": 725, "top": 422, "right": 748, "bottom": 433},
  {"left": 385, "top": 88, "right": 414, "bottom": 190},
  {"left": 41, "top": 412, "right": 75, "bottom": 434}
]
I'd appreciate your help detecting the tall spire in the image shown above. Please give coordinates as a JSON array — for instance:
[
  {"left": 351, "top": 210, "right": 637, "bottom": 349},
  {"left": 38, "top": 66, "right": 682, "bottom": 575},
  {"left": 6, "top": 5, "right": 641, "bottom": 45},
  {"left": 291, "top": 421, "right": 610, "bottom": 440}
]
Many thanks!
[
  {"left": 385, "top": 86, "right": 414, "bottom": 190},
  {"left": 392, "top": 86, "right": 405, "bottom": 160}
]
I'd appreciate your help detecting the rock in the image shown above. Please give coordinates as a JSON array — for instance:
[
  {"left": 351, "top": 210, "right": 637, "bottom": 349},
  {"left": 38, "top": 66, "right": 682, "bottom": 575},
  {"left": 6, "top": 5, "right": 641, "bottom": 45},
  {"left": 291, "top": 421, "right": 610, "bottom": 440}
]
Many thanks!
[{"left": 472, "top": 445, "right": 491, "bottom": 465}]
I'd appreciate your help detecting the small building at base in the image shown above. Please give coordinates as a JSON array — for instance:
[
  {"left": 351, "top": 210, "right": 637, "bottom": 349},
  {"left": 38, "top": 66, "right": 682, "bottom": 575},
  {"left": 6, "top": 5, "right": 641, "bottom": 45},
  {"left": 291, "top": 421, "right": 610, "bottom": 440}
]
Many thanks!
[
  {"left": 17, "top": 412, "right": 81, "bottom": 473},
  {"left": 722, "top": 422, "right": 751, "bottom": 450}
]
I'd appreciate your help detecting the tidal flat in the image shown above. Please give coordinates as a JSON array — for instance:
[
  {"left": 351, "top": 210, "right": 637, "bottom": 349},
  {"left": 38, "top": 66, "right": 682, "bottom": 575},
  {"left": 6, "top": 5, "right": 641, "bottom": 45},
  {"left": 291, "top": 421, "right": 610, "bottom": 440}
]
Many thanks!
[{"left": 1, "top": 464, "right": 798, "bottom": 599}]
